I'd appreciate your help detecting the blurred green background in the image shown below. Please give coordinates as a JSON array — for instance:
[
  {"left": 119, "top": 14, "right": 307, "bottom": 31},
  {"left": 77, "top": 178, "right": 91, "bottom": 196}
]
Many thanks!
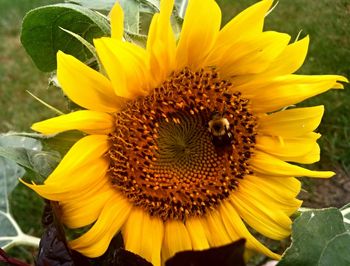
[{"left": 0, "top": 0, "right": 349, "bottom": 264}]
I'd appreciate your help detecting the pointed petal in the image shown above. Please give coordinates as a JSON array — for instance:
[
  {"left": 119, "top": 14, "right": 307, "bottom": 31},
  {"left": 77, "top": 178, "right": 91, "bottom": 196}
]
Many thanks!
[
  {"left": 206, "top": 0, "right": 274, "bottom": 68},
  {"left": 141, "top": 214, "right": 164, "bottom": 266},
  {"left": 230, "top": 191, "right": 291, "bottom": 240},
  {"left": 251, "top": 151, "right": 334, "bottom": 178},
  {"left": 57, "top": 51, "right": 123, "bottom": 112},
  {"left": 231, "top": 35, "right": 310, "bottom": 86},
  {"left": 162, "top": 220, "right": 192, "bottom": 263},
  {"left": 147, "top": 0, "right": 176, "bottom": 86},
  {"left": 239, "top": 176, "right": 302, "bottom": 216},
  {"left": 240, "top": 74, "right": 347, "bottom": 113},
  {"left": 176, "top": 0, "right": 221, "bottom": 70},
  {"left": 185, "top": 218, "right": 210, "bottom": 250},
  {"left": 21, "top": 157, "right": 108, "bottom": 201},
  {"left": 220, "top": 201, "right": 281, "bottom": 260},
  {"left": 32, "top": 110, "right": 115, "bottom": 135},
  {"left": 246, "top": 175, "right": 301, "bottom": 199},
  {"left": 256, "top": 134, "right": 321, "bottom": 164},
  {"left": 262, "top": 35, "right": 310, "bottom": 76},
  {"left": 69, "top": 192, "right": 132, "bottom": 257},
  {"left": 213, "top": 32, "right": 291, "bottom": 77},
  {"left": 123, "top": 208, "right": 144, "bottom": 255},
  {"left": 110, "top": 3, "right": 124, "bottom": 39},
  {"left": 201, "top": 209, "right": 232, "bottom": 246},
  {"left": 123, "top": 210, "right": 164, "bottom": 266},
  {"left": 61, "top": 183, "right": 115, "bottom": 228},
  {"left": 218, "top": 0, "right": 273, "bottom": 43},
  {"left": 94, "top": 38, "right": 151, "bottom": 99},
  {"left": 258, "top": 106, "right": 324, "bottom": 138},
  {"left": 44, "top": 135, "right": 109, "bottom": 184}
]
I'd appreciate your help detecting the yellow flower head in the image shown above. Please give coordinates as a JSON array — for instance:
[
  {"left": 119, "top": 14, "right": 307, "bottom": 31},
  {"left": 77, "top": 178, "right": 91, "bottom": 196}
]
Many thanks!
[{"left": 23, "top": 0, "right": 347, "bottom": 265}]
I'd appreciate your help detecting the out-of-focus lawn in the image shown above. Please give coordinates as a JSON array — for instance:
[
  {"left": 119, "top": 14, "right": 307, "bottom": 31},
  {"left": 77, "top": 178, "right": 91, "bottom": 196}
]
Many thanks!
[
  {"left": 0, "top": 0, "right": 349, "bottom": 264},
  {"left": 0, "top": 0, "right": 67, "bottom": 132}
]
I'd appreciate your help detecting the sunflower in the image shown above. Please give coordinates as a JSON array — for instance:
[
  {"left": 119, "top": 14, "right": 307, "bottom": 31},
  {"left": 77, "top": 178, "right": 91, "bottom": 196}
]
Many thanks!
[{"left": 23, "top": 0, "right": 347, "bottom": 265}]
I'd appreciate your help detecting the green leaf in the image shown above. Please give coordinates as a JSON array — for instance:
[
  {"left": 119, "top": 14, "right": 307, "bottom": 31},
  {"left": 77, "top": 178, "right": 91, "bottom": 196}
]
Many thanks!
[
  {"left": 119, "top": 0, "right": 159, "bottom": 46},
  {"left": 59, "top": 26, "right": 102, "bottom": 71},
  {"left": 318, "top": 232, "right": 350, "bottom": 266},
  {"left": 277, "top": 208, "right": 347, "bottom": 266},
  {"left": 41, "top": 130, "right": 84, "bottom": 157},
  {"left": 67, "top": 0, "right": 115, "bottom": 11},
  {"left": 0, "top": 154, "right": 23, "bottom": 248},
  {"left": 0, "top": 159, "right": 24, "bottom": 213},
  {"left": 21, "top": 3, "right": 110, "bottom": 72},
  {"left": 7, "top": 131, "right": 84, "bottom": 158},
  {"left": 0, "top": 135, "right": 41, "bottom": 250},
  {"left": 120, "top": 0, "right": 141, "bottom": 35},
  {"left": 0, "top": 135, "right": 60, "bottom": 179}
]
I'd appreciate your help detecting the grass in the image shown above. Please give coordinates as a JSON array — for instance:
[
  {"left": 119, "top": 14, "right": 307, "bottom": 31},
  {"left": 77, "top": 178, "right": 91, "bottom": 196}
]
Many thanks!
[{"left": 0, "top": 0, "right": 349, "bottom": 264}]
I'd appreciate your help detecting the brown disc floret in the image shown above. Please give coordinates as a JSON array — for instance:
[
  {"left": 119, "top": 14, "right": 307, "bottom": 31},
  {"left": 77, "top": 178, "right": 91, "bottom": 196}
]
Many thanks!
[{"left": 108, "top": 68, "right": 257, "bottom": 221}]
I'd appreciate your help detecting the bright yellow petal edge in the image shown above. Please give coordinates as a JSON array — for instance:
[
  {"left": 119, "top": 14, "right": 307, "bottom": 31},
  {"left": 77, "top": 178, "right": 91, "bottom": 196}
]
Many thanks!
[{"left": 23, "top": 0, "right": 348, "bottom": 266}]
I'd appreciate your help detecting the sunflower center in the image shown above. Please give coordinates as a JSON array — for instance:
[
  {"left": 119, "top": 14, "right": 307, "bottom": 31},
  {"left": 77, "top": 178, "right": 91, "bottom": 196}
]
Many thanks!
[{"left": 108, "top": 68, "right": 256, "bottom": 221}]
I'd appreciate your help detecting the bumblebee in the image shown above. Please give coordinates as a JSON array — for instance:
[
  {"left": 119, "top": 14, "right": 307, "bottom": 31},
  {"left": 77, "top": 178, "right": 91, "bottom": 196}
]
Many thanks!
[{"left": 208, "top": 112, "right": 233, "bottom": 147}]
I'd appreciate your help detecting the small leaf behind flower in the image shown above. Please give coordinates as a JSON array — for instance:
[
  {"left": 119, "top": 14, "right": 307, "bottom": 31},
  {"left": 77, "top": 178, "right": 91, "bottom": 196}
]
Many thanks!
[
  {"left": 166, "top": 239, "right": 246, "bottom": 266},
  {"left": 21, "top": 3, "right": 110, "bottom": 72}
]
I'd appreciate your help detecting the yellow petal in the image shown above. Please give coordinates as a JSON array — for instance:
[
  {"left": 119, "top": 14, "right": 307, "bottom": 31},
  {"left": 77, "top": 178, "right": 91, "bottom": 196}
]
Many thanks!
[
  {"left": 147, "top": 0, "right": 176, "bottom": 86},
  {"left": 230, "top": 191, "right": 291, "bottom": 240},
  {"left": 61, "top": 183, "right": 115, "bottom": 228},
  {"left": 239, "top": 176, "right": 302, "bottom": 216},
  {"left": 245, "top": 175, "right": 301, "bottom": 199},
  {"left": 251, "top": 151, "right": 334, "bottom": 178},
  {"left": 21, "top": 158, "right": 108, "bottom": 201},
  {"left": 201, "top": 209, "right": 232, "bottom": 246},
  {"left": 57, "top": 51, "right": 123, "bottom": 112},
  {"left": 231, "top": 35, "right": 310, "bottom": 86},
  {"left": 206, "top": 0, "right": 273, "bottom": 67},
  {"left": 262, "top": 35, "right": 310, "bottom": 76},
  {"left": 215, "top": 31, "right": 291, "bottom": 77},
  {"left": 217, "top": 0, "right": 273, "bottom": 43},
  {"left": 94, "top": 38, "right": 151, "bottom": 99},
  {"left": 123, "top": 208, "right": 165, "bottom": 265},
  {"left": 31, "top": 110, "right": 114, "bottom": 135},
  {"left": 141, "top": 214, "right": 164, "bottom": 266},
  {"left": 256, "top": 134, "right": 321, "bottom": 164},
  {"left": 44, "top": 135, "right": 109, "bottom": 184},
  {"left": 176, "top": 0, "right": 221, "bottom": 70},
  {"left": 220, "top": 200, "right": 281, "bottom": 260},
  {"left": 110, "top": 3, "right": 124, "bottom": 39},
  {"left": 185, "top": 218, "right": 210, "bottom": 250},
  {"left": 123, "top": 208, "right": 144, "bottom": 255},
  {"left": 69, "top": 192, "right": 132, "bottom": 257},
  {"left": 288, "top": 143, "right": 320, "bottom": 164},
  {"left": 162, "top": 220, "right": 192, "bottom": 263},
  {"left": 240, "top": 74, "right": 347, "bottom": 113},
  {"left": 258, "top": 106, "right": 324, "bottom": 137}
]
